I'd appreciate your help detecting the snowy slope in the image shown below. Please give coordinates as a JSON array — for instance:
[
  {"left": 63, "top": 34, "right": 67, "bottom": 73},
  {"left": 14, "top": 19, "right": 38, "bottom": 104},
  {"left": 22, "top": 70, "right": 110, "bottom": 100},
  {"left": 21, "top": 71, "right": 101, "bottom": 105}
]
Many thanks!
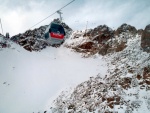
[{"left": 0, "top": 41, "right": 107, "bottom": 113}]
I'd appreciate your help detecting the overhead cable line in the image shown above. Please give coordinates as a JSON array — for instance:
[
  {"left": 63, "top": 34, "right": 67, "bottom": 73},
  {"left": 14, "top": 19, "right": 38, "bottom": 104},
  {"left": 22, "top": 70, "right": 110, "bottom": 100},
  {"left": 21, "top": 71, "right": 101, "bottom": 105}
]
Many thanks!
[
  {"left": 58, "top": 0, "right": 75, "bottom": 11},
  {"left": 29, "top": 0, "right": 75, "bottom": 29}
]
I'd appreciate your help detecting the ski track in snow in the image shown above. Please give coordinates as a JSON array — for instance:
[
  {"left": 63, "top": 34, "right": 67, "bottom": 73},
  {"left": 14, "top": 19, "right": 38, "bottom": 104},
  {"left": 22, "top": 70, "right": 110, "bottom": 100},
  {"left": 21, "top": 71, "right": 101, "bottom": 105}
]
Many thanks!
[{"left": 0, "top": 43, "right": 107, "bottom": 113}]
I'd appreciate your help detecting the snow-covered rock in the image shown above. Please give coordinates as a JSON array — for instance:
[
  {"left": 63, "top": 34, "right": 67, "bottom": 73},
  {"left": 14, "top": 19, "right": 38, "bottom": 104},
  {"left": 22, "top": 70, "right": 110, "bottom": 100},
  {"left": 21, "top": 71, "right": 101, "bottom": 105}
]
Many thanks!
[
  {"left": 0, "top": 33, "right": 11, "bottom": 48},
  {"left": 65, "top": 25, "right": 129, "bottom": 57},
  {"left": 141, "top": 24, "right": 150, "bottom": 53},
  {"left": 115, "top": 23, "right": 137, "bottom": 36}
]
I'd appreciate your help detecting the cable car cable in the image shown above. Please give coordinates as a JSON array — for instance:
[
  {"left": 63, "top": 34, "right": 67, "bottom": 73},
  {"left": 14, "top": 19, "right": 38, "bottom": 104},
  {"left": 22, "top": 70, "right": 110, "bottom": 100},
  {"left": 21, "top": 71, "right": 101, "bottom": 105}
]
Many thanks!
[
  {"left": 29, "top": 12, "right": 57, "bottom": 29},
  {"left": 29, "top": 0, "right": 75, "bottom": 29},
  {"left": 59, "top": 0, "right": 75, "bottom": 11}
]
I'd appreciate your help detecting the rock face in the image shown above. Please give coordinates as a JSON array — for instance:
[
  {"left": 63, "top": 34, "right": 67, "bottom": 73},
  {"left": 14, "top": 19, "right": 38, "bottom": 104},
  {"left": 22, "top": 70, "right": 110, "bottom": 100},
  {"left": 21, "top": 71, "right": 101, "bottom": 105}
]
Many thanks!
[
  {"left": 0, "top": 33, "right": 10, "bottom": 48},
  {"left": 66, "top": 23, "right": 150, "bottom": 57},
  {"left": 137, "top": 29, "right": 143, "bottom": 35},
  {"left": 11, "top": 25, "right": 48, "bottom": 51},
  {"left": 115, "top": 23, "right": 137, "bottom": 36},
  {"left": 141, "top": 24, "right": 150, "bottom": 53},
  {"left": 66, "top": 24, "right": 128, "bottom": 57},
  {"left": 85, "top": 25, "right": 114, "bottom": 44}
]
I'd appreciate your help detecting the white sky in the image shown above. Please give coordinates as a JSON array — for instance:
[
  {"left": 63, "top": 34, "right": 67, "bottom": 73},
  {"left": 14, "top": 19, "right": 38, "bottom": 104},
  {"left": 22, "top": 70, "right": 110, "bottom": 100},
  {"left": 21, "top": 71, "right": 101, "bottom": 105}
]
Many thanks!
[{"left": 0, "top": 0, "right": 150, "bottom": 36}]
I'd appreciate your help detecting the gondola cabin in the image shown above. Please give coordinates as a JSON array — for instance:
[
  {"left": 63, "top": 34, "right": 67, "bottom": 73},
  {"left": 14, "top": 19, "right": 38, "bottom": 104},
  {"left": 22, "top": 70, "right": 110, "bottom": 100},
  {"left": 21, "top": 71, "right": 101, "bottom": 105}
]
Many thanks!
[{"left": 44, "top": 22, "right": 66, "bottom": 45}]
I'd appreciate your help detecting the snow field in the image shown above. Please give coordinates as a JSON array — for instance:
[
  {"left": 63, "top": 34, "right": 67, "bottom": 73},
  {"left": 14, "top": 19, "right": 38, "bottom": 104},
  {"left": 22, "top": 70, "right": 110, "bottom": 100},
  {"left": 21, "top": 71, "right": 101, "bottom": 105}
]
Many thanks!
[{"left": 0, "top": 42, "right": 107, "bottom": 113}]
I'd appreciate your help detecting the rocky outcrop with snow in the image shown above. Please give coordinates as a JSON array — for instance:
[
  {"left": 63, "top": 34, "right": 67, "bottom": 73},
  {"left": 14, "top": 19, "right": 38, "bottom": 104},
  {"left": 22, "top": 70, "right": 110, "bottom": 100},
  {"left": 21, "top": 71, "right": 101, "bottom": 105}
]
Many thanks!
[
  {"left": 115, "top": 23, "right": 137, "bottom": 36},
  {"left": 11, "top": 25, "right": 48, "bottom": 51},
  {"left": 65, "top": 24, "right": 150, "bottom": 58},
  {"left": 84, "top": 25, "right": 114, "bottom": 43},
  {"left": 65, "top": 24, "right": 134, "bottom": 57},
  {"left": 0, "top": 33, "right": 11, "bottom": 48},
  {"left": 141, "top": 24, "right": 150, "bottom": 53}
]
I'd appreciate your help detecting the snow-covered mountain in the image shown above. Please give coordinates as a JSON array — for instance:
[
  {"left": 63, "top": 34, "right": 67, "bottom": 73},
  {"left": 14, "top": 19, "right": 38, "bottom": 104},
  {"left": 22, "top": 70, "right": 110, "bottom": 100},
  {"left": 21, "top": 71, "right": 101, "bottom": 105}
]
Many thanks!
[{"left": 0, "top": 22, "right": 150, "bottom": 113}]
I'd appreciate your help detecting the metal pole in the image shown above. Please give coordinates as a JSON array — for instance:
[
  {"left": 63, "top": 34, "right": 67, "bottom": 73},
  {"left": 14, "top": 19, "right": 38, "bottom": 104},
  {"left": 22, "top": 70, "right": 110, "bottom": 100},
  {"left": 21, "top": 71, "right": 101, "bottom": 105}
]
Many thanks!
[
  {"left": 59, "top": 13, "right": 62, "bottom": 22},
  {"left": 86, "top": 21, "right": 88, "bottom": 31},
  {"left": 85, "top": 21, "right": 88, "bottom": 37},
  {"left": 57, "top": 10, "right": 63, "bottom": 22},
  {"left": 0, "top": 18, "right": 4, "bottom": 35}
]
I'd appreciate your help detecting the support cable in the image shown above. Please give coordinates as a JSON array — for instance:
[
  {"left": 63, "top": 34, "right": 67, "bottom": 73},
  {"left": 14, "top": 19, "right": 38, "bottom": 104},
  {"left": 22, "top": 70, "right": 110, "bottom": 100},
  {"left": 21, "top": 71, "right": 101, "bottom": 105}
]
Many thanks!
[{"left": 29, "top": 0, "right": 75, "bottom": 29}]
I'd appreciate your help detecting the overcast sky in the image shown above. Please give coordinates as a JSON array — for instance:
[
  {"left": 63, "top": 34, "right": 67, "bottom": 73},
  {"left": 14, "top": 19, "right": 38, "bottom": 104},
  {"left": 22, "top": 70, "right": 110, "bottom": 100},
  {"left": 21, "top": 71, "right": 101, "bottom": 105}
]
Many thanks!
[{"left": 0, "top": 0, "right": 150, "bottom": 36}]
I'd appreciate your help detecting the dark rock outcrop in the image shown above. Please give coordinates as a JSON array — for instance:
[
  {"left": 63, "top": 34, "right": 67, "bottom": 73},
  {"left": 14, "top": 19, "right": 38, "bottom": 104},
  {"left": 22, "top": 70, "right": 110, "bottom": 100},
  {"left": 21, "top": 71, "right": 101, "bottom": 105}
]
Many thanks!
[
  {"left": 11, "top": 25, "right": 48, "bottom": 52},
  {"left": 67, "top": 24, "right": 129, "bottom": 56},
  {"left": 141, "top": 24, "right": 150, "bottom": 53},
  {"left": 72, "top": 41, "right": 98, "bottom": 55},
  {"left": 115, "top": 23, "right": 137, "bottom": 36},
  {"left": 85, "top": 25, "right": 114, "bottom": 44},
  {"left": 137, "top": 29, "right": 143, "bottom": 35},
  {"left": 0, "top": 33, "right": 10, "bottom": 48}
]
